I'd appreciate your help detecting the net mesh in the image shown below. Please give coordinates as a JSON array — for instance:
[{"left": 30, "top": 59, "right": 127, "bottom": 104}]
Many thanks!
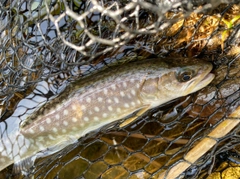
[{"left": 0, "top": 0, "right": 240, "bottom": 178}]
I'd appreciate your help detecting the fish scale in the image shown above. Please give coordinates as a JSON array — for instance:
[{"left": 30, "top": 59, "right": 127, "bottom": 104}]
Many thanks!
[
  {"left": 21, "top": 79, "right": 144, "bottom": 144},
  {"left": 0, "top": 58, "right": 215, "bottom": 172}
]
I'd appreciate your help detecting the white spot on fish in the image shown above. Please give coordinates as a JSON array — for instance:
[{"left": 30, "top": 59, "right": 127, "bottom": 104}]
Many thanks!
[
  {"left": 72, "top": 117, "right": 78, "bottom": 122},
  {"left": 48, "top": 134, "right": 55, "bottom": 140},
  {"left": 55, "top": 114, "right": 60, "bottom": 120},
  {"left": 108, "top": 106, "right": 113, "bottom": 111},
  {"left": 124, "top": 103, "right": 130, "bottom": 108},
  {"left": 114, "top": 97, "right": 119, "bottom": 103},
  {"left": 38, "top": 136, "right": 44, "bottom": 141},
  {"left": 28, "top": 128, "right": 35, "bottom": 134},
  {"left": 127, "top": 94, "right": 132, "bottom": 99},
  {"left": 136, "top": 83, "right": 140, "bottom": 88},
  {"left": 72, "top": 126, "right": 78, "bottom": 130},
  {"left": 56, "top": 104, "right": 61, "bottom": 109},
  {"left": 111, "top": 84, "right": 116, "bottom": 90},
  {"left": 94, "top": 116, "right": 99, "bottom": 121},
  {"left": 56, "top": 122, "right": 60, "bottom": 126},
  {"left": 39, "top": 126, "right": 45, "bottom": 132},
  {"left": 107, "top": 99, "right": 112, "bottom": 103},
  {"left": 86, "top": 97, "right": 91, "bottom": 103},
  {"left": 36, "top": 141, "right": 44, "bottom": 149},
  {"left": 84, "top": 117, "right": 89, "bottom": 122},
  {"left": 63, "top": 121, "right": 68, "bottom": 126},
  {"left": 123, "top": 82, "right": 127, "bottom": 87},
  {"left": 53, "top": 127, "right": 58, "bottom": 133},
  {"left": 88, "top": 110, "right": 93, "bottom": 115},
  {"left": 80, "top": 123, "right": 85, "bottom": 127},
  {"left": 130, "top": 78, "right": 135, "bottom": 83},
  {"left": 63, "top": 110, "right": 69, "bottom": 116},
  {"left": 94, "top": 107, "right": 100, "bottom": 112},
  {"left": 46, "top": 118, "right": 51, "bottom": 124},
  {"left": 72, "top": 105, "right": 77, "bottom": 110},
  {"left": 131, "top": 102, "right": 136, "bottom": 106},
  {"left": 117, "top": 108, "right": 121, "bottom": 112},
  {"left": 102, "top": 113, "right": 108, "bottom": 118},
  {"left": 131, "top": 89, "right": 136, "bottom": 95},
  {"left": 120, "top": 91, "right": 125, "bottom": 97},
  {"left": 104, "top": 88, "right": 108, "bottom": 95},
  {"left": 98, "top": 97, "right": 103, "bottom": 102},
  {"left": 137, "top": 100, "right": 141, "bottom": 104},
  {"left": 62, "top": 129, "right": 67, "bottom": 133},
  {"left": 81, "top": 105, "right": 86, "bottom": 111}
]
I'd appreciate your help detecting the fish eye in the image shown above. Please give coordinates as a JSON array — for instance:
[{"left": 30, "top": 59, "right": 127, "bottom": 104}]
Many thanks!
[{"left": 178, "top": 70, "right": 193, "bottom": 82}]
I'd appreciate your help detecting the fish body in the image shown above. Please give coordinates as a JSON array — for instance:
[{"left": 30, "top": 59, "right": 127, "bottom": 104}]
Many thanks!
[{"left": 0, "top": 58, "right": 215, "bottom": 172}]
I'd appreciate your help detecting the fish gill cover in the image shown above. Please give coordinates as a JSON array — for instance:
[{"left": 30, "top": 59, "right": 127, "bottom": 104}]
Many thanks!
[{"left": 0, "top": 0, "right": 239, "bottom": 178}]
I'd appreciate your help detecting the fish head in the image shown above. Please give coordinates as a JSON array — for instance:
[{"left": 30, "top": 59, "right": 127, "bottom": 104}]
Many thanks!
[
  {"left": 158, "top": 59, "right": 215, "bottom": 102},
  {"left": 140, "top": 59, "right": 215, "bottom": 107}
]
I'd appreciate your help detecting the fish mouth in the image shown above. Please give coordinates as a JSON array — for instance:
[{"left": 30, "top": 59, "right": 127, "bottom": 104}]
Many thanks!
[
  {"left": 191, "top": 64, "right": 215, "bottom": 93},
  {"left": 199, "top": 72, "right": 215, "bottom": 85},
  {"left": 199, "top": 63, "right": 215, "bottom": 83}
]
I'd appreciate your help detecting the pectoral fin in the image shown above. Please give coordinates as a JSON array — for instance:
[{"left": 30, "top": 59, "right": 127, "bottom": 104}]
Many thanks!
[{"left": 119, "top": 105, "right": 150, "bottom": 128}]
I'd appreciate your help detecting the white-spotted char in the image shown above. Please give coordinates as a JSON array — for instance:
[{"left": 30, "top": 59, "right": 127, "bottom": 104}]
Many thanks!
[{"left": 0, "top": 58, "right": 215, "bottom": 172}]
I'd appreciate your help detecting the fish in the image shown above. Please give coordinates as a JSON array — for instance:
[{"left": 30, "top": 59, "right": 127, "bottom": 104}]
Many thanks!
[{"left": 0, "top": 58, "right": 215, "bottom": 173}]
